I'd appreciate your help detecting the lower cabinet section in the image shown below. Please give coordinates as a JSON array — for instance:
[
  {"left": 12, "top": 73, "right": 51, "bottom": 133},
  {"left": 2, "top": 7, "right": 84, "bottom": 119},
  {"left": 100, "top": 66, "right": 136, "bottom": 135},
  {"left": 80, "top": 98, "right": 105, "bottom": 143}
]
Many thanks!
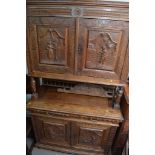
[{"left": 31, "top": 115, "right": 118, "bottom": 155}]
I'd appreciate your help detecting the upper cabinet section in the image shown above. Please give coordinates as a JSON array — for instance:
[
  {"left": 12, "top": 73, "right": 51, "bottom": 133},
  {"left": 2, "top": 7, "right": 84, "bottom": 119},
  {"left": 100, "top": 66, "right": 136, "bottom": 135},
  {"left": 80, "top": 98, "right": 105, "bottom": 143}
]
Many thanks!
[{"left": 27, "top": 0, "right": 129, "bottom": 86}]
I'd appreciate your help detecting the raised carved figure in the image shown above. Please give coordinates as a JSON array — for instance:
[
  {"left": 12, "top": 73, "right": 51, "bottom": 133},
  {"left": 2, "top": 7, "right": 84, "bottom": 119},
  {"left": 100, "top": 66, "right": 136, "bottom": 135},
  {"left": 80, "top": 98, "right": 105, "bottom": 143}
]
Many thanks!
[
  {"left": 87, "top": 32, "right": 117, "bottom": 70},
  {"left": 45, "top": 28, "right": 65, "bottom": 61}
]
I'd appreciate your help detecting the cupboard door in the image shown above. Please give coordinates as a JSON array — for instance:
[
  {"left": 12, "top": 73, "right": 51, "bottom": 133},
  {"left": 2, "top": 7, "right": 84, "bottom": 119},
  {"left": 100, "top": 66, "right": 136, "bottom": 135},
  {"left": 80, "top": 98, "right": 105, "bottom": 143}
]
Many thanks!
[
  {"left": 71, "top": 122, "right": 117, "bottom": 154},
  {"left": 31, "top": 116, "right": 70, "bottom": 147},
  {"left": 27, "top": 17, "right": 75, "bottom": 74},
  {"left": 77, "top": 18, "right": 128, "bottom": 81}
]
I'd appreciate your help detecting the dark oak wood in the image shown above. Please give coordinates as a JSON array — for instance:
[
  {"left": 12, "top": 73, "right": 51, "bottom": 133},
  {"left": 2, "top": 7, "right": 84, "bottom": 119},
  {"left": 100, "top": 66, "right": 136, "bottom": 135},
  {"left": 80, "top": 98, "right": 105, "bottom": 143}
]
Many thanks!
[{"left": 26, "top": 0, "right": 129, "bottom": 154}]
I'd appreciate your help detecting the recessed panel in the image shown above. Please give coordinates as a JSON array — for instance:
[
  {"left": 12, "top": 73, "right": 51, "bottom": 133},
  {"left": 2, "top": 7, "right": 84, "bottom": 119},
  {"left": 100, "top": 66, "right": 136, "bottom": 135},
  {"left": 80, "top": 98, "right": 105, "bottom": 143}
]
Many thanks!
[
  {"left": 86, "top": 29, "right": 122, "bottom": 71},
  {"left": 77, "top": 18, "right": 128, "bottom": 81},
  {"left": 37, "top": 26, "right": 68, "bottom": 66},
  {"left": 79, "top": 128, "right": 103, "bottom": 146},
  {"left": 28, "top": 17, "right": 75, "bottom": 74},
  {"left": 43, "top": 122, "right": 66, "bottom": 142}
]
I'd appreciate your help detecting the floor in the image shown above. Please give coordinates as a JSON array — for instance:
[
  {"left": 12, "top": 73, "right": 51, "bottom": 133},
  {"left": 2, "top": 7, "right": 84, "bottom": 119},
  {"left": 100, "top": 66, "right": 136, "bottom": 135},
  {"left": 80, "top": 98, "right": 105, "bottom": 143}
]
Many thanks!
[
  {"left": 27, "top": 138, "right": 71, "bottom": 155},
  {"left": 32, "top": 147, "right": 70, "bottom": 155},
  {"left": 31, "top": 147, "right": 111, "bottom": 155}
]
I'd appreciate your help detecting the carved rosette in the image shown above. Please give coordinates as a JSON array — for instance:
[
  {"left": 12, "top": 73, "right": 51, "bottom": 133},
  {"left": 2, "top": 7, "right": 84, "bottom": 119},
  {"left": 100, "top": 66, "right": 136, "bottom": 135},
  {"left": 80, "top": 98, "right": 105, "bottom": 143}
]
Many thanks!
[{"left": 71, "top": 7, "right": 83, "bottom": 17}]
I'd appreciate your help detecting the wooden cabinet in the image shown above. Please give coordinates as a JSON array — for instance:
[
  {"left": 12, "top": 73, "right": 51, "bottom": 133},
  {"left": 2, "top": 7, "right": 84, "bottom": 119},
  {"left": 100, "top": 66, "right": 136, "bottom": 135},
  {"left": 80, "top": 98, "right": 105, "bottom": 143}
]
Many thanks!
[{"left": 27, "top": 0, "right": 129, "bottom": 154}]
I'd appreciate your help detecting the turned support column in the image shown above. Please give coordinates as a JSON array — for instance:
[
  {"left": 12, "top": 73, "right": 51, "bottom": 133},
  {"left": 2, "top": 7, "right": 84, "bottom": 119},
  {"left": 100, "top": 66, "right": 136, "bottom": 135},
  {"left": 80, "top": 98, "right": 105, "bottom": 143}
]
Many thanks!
[{"left": 30, "top": 77, "right": 38, "bottom": 99}]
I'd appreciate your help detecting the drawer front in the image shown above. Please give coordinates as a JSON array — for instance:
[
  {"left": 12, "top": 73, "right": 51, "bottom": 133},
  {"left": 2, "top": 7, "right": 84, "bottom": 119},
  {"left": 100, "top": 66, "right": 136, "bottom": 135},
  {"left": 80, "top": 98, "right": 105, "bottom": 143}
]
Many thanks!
[
  {"left": 71, "top": 121, "right": 117, "bottom": 154},
  {"left": 77, "top": 18, "right": 128, "bottom": 81},
  {"left": 31, "top": 116, "right": 70, "bottom": 147},
  {"left": 27, "top": 16, "right": 75, "bottom": 75}
]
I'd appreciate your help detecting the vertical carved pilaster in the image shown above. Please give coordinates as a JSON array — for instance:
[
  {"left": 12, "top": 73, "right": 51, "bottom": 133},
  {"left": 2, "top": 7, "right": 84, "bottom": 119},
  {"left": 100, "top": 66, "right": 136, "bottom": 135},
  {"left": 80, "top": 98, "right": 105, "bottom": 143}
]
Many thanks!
[
  {"left": 31, "top": 77, "right": 38, "bottom": 99},
  {"left": 112, "top": 86, "right": 124, "bottom": 109}
]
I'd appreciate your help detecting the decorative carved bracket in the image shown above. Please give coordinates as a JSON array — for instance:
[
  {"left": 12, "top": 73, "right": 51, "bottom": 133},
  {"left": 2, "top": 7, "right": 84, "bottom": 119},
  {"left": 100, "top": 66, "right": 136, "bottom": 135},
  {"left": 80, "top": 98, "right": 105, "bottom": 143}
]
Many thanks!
[{"left": 112, "top": 86, "right": 124, "bottom": 109}]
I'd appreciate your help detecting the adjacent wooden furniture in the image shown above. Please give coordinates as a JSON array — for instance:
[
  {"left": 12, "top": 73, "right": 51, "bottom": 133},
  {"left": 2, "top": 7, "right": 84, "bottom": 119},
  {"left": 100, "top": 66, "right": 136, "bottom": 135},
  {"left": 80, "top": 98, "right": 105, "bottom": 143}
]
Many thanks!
[
  {"left": 112, "top": 84, "right": 129, "bottom": 155},
  {"left": 26, "top": 117, "right": 34, "bottom": 155},
  {"left": 27, "top": 0, "right": 129, "bottom": 154}
]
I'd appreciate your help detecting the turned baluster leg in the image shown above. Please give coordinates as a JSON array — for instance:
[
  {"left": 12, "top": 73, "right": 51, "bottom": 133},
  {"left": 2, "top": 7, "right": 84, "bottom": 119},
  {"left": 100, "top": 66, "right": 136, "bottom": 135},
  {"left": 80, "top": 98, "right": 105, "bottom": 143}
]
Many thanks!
[{"left": 30, "top": 77, "right": 38, "bottom": 99}]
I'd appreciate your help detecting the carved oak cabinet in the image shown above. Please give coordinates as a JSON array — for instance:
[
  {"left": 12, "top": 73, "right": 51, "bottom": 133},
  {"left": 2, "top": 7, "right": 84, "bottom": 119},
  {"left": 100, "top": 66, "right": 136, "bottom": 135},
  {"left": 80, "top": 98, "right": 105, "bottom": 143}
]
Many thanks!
[{"left": 27, "top": 0, "right": 129, "bottom": 154}]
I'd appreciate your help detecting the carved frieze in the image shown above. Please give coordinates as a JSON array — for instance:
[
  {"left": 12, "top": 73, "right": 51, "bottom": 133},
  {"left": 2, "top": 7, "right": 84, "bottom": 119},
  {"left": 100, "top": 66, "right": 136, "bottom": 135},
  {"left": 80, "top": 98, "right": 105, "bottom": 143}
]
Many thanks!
[{"left": 30, "top": 109, "right": 121, "bottom": 124}]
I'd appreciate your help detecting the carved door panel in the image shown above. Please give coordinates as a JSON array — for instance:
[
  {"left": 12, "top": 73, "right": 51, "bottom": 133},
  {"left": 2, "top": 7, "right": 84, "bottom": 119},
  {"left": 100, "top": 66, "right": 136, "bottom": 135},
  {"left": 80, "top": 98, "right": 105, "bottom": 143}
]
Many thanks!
[
  {"left": 31, "top": 116, "right": 70, "bottom": 147},
  {"left": 77, "top": 18, "right": 128, "bottom": 81},
  {"left": 27, "top": 17, "right": 75, "bottom": 74},
  {"left": 71, "top": 122, "right": 117, "bottom": 154}
]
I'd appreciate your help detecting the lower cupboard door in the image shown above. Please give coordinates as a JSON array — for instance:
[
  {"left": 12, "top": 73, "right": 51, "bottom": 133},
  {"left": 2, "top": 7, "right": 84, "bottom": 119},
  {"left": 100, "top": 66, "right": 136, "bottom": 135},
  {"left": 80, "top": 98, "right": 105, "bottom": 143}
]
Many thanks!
[
  {"left": 71, "top": 122, "right": 117, "bottom": 154},
  {"left": 31, "top": 116, "right": 70, "bottom": 147}
]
